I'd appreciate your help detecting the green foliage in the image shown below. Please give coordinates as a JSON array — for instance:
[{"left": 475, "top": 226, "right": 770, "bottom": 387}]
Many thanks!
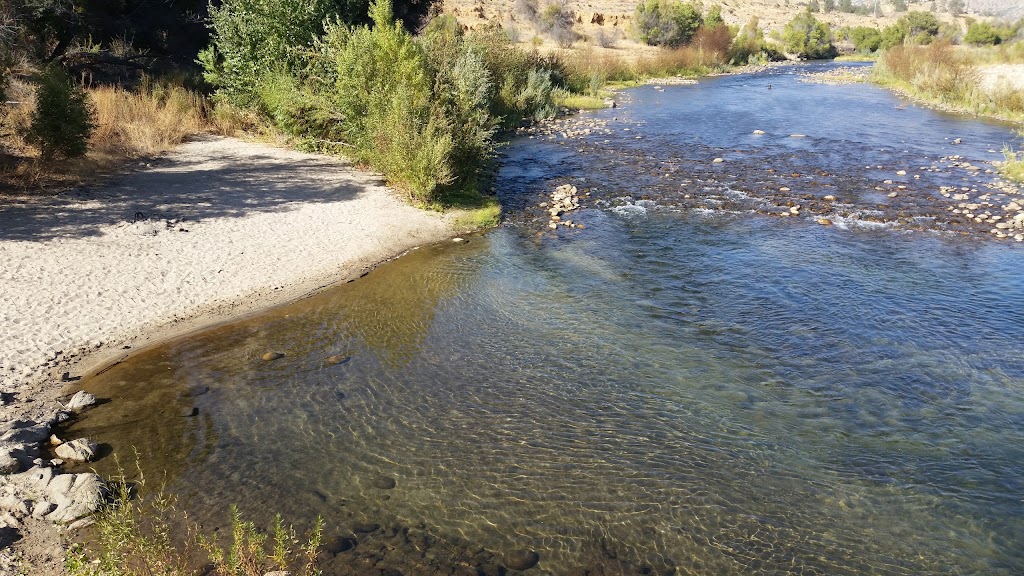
[
  {"left": 27, "top": 64, "right": 95, "bottom": 160},
  {"left": 203, "top": 0, "right": 335, "bottom": 104},
  {"left": 1000, "top": 146, "right": 1024, "bottom": 182},
  {"left": 849, "top": 26, "right": 882, "bottom": 53},
  {"left": 964, "top": 21, "right": 1002, "bottom": 45},
  {"left": 782, "top": 10, "right": 836, "bottom": 59},
  {"left": 633, "top": 0, "right": 705, "bottom": 47},
  {"left": 705, "top": 4, "right": 724, "bottom": 27},
  {"left": 891, "top": 0, "right": 908, "bottom": 12},
  {"left": 67, "top": 461, "right": 325, "bottom": 576},
  {"left": 200, "top": 505, "right": 324, "bottom": 576},
  {"left": 902, "top": 11, "right": 940, "bottom": 38},
  {"left": 728, "top": 16, "right": 781, "bottom": 64}
]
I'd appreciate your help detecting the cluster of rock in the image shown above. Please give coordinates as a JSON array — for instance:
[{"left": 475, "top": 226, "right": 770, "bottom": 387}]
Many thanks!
[
  {"left": 799, "top": 68, "right": 869, "bottom": 85},
  {"left": 541, "top": 184, "right": 585, "bottom": 230},
  {"left": 933, "top": 154, "right": 1024, "bottom": 241},
  {"left": 516, "top": 116, "right": 614, "bottom": 142},
  {"left": 645, "top": 77, "right": 698, "bottom": 86},
  {"left": 1, "top": 390, "right": 105, "bottom": 531}
]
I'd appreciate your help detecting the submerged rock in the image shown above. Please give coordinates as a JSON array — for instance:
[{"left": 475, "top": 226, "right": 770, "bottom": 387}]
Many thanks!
[
  {"left": 261, "top": 352, "right": 285, "bottom": 362},
  {"left": 505, "top": 550, "right": 540, "bottom": 571},
  {"left": 371, "top": 475, "right": 397, "bottom": 490}
]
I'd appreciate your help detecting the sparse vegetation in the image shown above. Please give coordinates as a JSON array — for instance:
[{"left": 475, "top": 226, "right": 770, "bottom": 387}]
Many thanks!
[
  {"left": 66, "top": 465, "right": 324, "bottom": 576},
  {"left": 1000, "top": 146, "right": 1024, "bottom": 182}
]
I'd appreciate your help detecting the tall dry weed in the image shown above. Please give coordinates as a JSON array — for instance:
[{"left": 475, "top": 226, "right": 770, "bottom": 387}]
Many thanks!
[{"left": 89, "top": 83, "right": 206, "bottom": 156}]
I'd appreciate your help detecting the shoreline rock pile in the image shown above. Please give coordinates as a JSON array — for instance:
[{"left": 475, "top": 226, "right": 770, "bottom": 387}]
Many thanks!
[{"left": 1, "top": 390, "right": 105, "bottom": 532}]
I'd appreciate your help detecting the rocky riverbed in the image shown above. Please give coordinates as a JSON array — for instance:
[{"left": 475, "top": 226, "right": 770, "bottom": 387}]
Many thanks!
[{"left": 506, "top": 105, "right": 1023, "bottom": 242}]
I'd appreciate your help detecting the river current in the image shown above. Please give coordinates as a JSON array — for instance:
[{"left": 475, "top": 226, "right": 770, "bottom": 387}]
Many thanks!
[{"left": 65, "top": 63, "right": 1024, "bottom": 575}]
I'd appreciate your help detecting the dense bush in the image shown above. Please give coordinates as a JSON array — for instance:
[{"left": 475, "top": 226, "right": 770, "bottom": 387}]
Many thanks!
[
  {"left": 27, "top": 64, "right": 95, "bottom": 160},
  {"left": 729, "top": 16, "right": 782, "bottom": 64},
  {"left": 876, "top": 41, "right": 979, "bottom": 104},
  {"left": 849, "top": 26, "right": 882, "bottom": 53},
  {"left": 633, "top": 0, "right": 705, "bottom": 47},
  {"left": 965, "top": 22, "right": 1002, "bottom": 46},
  {"left": 781, "top": 10, "right": 836, "bottom": 59},
  {"left": 200, "top": 0, "right": 336, "bottom": 105}
]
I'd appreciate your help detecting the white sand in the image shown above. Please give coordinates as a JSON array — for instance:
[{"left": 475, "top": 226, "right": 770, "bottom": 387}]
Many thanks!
[{"left": 0, "top": 135, "right": 462, "bottom": 420}]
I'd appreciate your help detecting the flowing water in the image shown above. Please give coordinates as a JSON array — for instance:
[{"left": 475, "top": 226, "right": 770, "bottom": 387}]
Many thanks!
[{"left": 65, "top": 63, "right": 1024, "bottom": 575}]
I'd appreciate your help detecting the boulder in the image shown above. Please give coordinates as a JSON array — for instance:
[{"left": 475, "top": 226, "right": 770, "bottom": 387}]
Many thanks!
[
  {"left": 55, "top": 438, "right": 98, "bottom": 462},
  {"left": 66, "top": 391, "right": 97, "bottom": 411}
]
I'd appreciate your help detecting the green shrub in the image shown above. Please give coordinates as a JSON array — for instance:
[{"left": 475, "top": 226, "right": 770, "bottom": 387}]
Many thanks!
[
  {"left": 965, "top": 22, "right": 1002, "bottom": 45},
  {"left": 633, "top": 0, "right": 705, "bottom": 48},
  {"left": 782, "top": 10, "right": 836, "bottom": 59},
  {"left": 849, "top": 26, "right": 882, "bottom": 53},
  {"left": 729, "top": 16, "right": 782, "bottom": 64},
  {"left": 27, "top": 64, "right": 95, "bottom": 160}
]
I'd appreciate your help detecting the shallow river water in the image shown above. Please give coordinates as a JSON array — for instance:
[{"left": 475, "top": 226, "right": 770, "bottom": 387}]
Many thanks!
[{"left": 65, "top": 63, "right": 1024, "bottom": 575}]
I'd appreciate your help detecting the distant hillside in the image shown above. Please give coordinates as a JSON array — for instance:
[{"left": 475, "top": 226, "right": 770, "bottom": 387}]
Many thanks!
[
  {"left": 441, "top": 0, "right": 1020, "bottom": 55},
  {"left": 968, "top": 0, "right": 1024, "bottom": 20}
]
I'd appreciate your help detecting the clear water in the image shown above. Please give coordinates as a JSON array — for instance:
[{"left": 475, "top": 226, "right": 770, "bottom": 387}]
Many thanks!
[{"left": 66, "top": 64, "right": 1024, "bottom": 575}]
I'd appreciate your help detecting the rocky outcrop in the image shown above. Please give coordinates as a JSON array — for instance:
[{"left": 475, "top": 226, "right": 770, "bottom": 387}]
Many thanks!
[{"left": 0, "top": 395, "right": 107, "bottom": 538}]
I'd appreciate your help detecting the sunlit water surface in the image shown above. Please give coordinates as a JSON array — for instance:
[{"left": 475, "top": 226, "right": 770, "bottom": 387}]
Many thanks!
[{"left": 67, "top": 64, "right": 1024, "bottom": 575}]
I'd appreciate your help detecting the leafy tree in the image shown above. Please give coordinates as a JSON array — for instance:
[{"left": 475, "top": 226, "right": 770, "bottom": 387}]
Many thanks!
[
  {"left": 633, "top": 0, "right": 705, "bottom": 47},
  {"left": 782, "top": 9, "right": 836, "bottom": 59},
  {"left": 964, "top": 21, "right": 1001, "bottom": 45},
  {"left": 850, "top": 26, "right": 882, "bottom": 52},
  {"left": 705, "top": 4, "right": 725, "bottom": 28},
  {"left": 201, "top": 0, "right": 337, "bottom": 104},
  {"left": 27, "top": 64, "right": 95, "bottom": 160},
  {"left": 903, "top": 11, "right": 940, "bottom": 38},
  {"left": 880, "top": 23, "right": 906, "bottom": 48}
]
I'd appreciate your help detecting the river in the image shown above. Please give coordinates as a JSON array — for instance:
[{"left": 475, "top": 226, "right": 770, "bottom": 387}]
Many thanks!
[{"left": 64, "top": 63, "right": 1024, "bottom": 575}]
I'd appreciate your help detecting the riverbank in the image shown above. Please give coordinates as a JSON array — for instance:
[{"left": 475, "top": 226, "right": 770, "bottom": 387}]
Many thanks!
[{"left": 0, "top": 135, "right": 477, "bottom": 571}]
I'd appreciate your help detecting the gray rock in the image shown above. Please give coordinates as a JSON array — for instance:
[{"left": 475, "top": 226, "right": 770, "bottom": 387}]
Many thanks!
[
  {"left": 0, "top": 421, "right": 50, "bottom": 446},
  {"left": 55, "top": 438, "right": 98, "bottom": 462},
  {"left": 0, "top": 452, "right": 19, "bottom": 474},
  {"left": 66, "top": 391, "right": 97, "bottom": 411},
  {"left": 31, "top": 501, "right": 56, "bottom": 519},
  {"left": 0, "top": 497, "right": 29, "bottom": 520},
  {"left": 45, "top": 473, "right": 104, "bottom": 523},
  {"left": 371, "top": 475, "right": 396, "bottom": 490}
]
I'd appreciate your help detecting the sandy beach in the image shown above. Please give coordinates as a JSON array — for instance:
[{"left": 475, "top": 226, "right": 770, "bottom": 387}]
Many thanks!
[{"left": 1, "top": 134, "right": 466, "bottom": 416}]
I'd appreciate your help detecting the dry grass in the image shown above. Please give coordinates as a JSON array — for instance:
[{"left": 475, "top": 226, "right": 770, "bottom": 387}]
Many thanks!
[
  {"left": 873, "top": 40, "right": 1024, "bottom": 123},
  {"left": 89, "top": 81, "right": 207, "bottom": 156},
  {"left": 1, "top": 78, "right": 212, "bottom": 191}
]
